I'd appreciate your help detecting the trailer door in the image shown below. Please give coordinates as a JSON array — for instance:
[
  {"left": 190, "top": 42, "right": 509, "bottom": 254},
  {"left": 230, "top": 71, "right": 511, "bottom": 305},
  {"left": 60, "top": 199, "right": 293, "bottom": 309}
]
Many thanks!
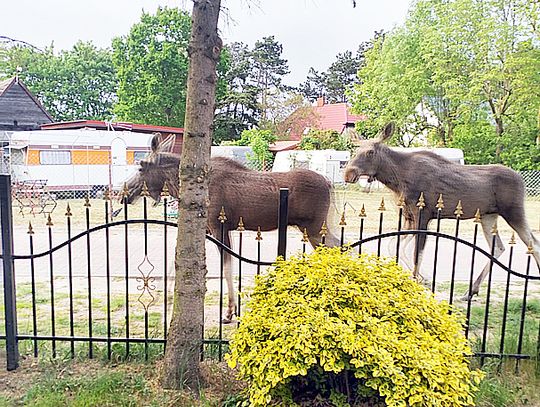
[{"left": 111, "top": 137, "right": 128, "bottom": 187}]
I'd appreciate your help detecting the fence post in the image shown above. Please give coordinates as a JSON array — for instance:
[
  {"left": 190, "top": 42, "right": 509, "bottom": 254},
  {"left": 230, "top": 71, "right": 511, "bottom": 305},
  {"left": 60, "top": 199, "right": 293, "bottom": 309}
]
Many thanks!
[
  {"left": 277, "top": 188, "right": 289, "bottom": 259},
  {"left": 0, "top": 174, "right": 19, "bottom": 370}
]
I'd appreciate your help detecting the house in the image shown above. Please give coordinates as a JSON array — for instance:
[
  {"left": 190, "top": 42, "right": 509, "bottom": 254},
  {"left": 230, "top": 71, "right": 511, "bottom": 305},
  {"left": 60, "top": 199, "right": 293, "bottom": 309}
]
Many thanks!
[
  {"left": 0, "top": 77, "right": 53, "bottom": 131},
  {"left": 282, "top": 97, "right": 366, "bottom": 141}
]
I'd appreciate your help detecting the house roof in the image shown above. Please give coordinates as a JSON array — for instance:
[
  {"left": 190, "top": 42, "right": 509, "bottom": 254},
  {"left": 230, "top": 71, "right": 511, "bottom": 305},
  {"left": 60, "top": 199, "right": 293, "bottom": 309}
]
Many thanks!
[
  {"left": 284, "top": 98, "right": 366, "bottom": 140},
  {"left": 0, "top": 76, "right": 54, "bottom": 122},
  {"left": 41, "top": 120, "right": 184, "bottom": 135},
  {"left": 314, "top": 102, "right": 366, "bottom": 134}
]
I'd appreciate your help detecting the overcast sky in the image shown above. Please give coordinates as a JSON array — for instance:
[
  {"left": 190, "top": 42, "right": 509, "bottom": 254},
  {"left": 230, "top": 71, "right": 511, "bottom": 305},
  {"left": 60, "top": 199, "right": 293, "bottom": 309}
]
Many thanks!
[{"left": 2, "top": 0, "right": 411, "bottom": 85}]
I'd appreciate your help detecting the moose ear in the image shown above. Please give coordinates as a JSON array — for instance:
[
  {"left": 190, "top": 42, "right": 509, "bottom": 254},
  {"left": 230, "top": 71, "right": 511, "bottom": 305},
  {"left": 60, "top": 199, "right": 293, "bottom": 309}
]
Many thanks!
[
  {"left": 158, "top": 134, "right": 176, "bottom": 153},
  {"left": 378, "top": 122, "right": 396, "bottom": 143},
  {"left": 150, "top": 133, "right": 162, "bottom": 153}
]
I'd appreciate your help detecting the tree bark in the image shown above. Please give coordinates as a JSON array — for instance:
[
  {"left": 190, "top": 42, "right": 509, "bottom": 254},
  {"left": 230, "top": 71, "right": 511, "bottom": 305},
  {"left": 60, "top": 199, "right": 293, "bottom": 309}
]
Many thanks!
[{"left": 160, "top": 0, "right": 222, "bottom": 390}]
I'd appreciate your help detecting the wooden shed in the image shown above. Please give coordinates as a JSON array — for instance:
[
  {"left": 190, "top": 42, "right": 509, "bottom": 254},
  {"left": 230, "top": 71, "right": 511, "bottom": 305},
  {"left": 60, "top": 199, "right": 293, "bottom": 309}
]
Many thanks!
[{"left": 0, "top": 77, "right": 53, "bottom": 131}]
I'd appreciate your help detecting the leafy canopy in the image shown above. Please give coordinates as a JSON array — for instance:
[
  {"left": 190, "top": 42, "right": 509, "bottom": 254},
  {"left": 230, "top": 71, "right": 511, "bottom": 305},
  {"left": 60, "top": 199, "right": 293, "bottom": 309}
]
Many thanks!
[{"left": 0, "top": 42, "right": 117, "bottom": 121}]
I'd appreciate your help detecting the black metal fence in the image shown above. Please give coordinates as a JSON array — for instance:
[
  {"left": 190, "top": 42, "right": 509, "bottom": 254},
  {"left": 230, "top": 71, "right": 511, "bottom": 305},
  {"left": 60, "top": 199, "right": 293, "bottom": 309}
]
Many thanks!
[{"left": 1, "top": 173, "right": 539, "bottom": 373}]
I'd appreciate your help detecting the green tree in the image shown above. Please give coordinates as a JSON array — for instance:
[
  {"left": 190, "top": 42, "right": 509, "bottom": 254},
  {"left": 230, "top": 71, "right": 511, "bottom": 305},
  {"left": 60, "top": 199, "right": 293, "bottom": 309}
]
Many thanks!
[
  {"left": 213, "top": 42, "right": 260, "bottom": 143},
  {"left": 299, "top": 129, "right": 354, "bottom": 151},
  {"left": 234, "top": 128, "right": 277, "bottom": 169},
  {"left": 351, "top": 0, "right": 540, "bottom": 169},
  {"left": 112, "top": 7, "right": 191, "bottom": 127},
  {"left": 0, "top": 42, "right": 117, "bottom": 121},
  {"left": 250, "top": 36, "right": 289, "bottom": 123}
]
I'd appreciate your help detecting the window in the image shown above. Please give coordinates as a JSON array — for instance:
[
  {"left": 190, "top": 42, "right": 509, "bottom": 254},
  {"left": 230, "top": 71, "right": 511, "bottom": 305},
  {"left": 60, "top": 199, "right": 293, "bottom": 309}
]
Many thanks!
[
  {"left": 133, "top": 151, "right": 149, "bottom": 164},
  {"left": 40, "top": 150, "right": 71, "bottom": 165}
]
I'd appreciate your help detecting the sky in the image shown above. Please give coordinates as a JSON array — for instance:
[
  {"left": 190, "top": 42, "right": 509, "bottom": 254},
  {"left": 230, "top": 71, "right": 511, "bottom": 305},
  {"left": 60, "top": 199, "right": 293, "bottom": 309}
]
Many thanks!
[{"left": 1, "top": 0, "right": 411, "bottom": 85}]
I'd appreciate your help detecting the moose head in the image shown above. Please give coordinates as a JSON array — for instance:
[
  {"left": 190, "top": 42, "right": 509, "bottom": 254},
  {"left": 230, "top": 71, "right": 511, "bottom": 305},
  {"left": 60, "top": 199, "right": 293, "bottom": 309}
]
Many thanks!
[
  {"left": 123, "top": 133, "right": 180, "bottom": 204},
  {"left": 344, "top": 122, "right": 396, "bottom": 184}
]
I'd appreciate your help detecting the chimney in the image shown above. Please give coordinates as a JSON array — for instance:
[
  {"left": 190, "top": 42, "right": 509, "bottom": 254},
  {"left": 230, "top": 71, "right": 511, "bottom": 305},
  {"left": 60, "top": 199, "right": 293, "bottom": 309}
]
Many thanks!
[{"left": 316, "top": 96, "right": 325, "bottom": 107}]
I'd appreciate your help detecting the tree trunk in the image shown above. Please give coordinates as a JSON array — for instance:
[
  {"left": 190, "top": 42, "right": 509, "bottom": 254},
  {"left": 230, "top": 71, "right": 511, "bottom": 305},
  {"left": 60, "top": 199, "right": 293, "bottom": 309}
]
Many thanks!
[
  {"left": 160, "top": 0, "right": 222, "bottom": 390},
  {"left": 495, "top": 116, "right": 504, "bottom": 162}
]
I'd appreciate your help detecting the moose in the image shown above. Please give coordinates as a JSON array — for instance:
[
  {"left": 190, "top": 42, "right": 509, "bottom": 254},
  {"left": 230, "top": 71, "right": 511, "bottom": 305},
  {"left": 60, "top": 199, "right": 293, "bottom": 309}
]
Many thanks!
[
  {"left": 344, "top": 123, "right": 540, "bottom": 299},
  {"left": 123, "top": 133, "right": 339, "bottom": 322}
]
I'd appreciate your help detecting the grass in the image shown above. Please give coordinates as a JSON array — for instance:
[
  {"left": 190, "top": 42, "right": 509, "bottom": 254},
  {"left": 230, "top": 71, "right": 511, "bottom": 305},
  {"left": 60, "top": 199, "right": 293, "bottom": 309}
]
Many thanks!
[{"left": 0, "top": 358, "right": 244, "bottom": 407}]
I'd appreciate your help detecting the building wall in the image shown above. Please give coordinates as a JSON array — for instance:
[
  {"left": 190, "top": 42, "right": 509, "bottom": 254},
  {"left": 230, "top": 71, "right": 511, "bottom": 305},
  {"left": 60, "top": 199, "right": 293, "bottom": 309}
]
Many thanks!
[{"left": 0, "top": 83, "right": 52, "bottom": 130}]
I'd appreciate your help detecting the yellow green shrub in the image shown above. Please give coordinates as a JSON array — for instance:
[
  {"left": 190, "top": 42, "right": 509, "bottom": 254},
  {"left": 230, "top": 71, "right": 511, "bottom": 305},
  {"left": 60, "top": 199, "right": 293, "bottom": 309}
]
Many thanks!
[{"left": 227, "top": 247, "right": 484, "bottom": 406}]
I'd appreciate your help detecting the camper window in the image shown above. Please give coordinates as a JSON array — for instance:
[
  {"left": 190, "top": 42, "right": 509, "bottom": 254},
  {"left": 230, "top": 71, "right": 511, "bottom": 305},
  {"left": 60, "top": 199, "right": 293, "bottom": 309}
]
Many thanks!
[
  {"left": 134, "top": 151, "right": 149, "bottom": 163},
  {"left": 40, "top": 150, "right": 71, "bottom": 165}
]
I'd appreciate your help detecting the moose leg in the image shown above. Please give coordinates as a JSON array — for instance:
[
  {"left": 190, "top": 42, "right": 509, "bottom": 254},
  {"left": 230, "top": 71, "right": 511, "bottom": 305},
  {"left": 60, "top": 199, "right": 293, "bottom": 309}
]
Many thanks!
[
  {"left": 412, "top": 217, "right": 430, "bottom": 281},
  {"left": 397, "top": 219, "right": 416, "bottom": 271},
  {"left": 221, "top": 232, "right": 237, "bottom": 323},
  {"left": 464, "top": 214, "right": 505, "bottom": 300},
  {"left": 503, "top": 217, "right": 540, "bottom": 272}
]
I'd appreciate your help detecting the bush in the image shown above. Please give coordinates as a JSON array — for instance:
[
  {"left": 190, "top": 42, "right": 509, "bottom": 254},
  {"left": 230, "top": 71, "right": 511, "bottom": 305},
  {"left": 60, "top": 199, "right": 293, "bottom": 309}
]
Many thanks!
[{"left": 227, "top": 247, "right": 484, "bottom": 406}]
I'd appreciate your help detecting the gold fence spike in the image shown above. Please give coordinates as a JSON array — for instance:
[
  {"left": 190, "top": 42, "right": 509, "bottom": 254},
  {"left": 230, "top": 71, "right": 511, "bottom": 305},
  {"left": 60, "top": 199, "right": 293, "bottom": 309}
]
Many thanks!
[
  {"left": 141, "top": 181, "right": 150, "bottom": 197},
  {"left": 218, "top": 206, "right": 227, "bottom": 223},
  {"left": 27, "top": 221, "right": 34, "bottom": 235},
  {"left": 160, "top": 182, "right": 170, "bottom": 197},
  {"left": 378, "top": 197, "right": 386, "bottom": 211},
  {"left": 339, "top": 211, "right": 347, "bottom": 226},
  {"left": 454, "top": 200, "right": 463, "bottom": 218},
  {"left": 416, "top": 192, "right": 425, "bottom": 209},
  {"left": 319, "top": 221, "right": 328, "bottom": 237},
  {"left": 103, "top": 189, "right": 111, "bottom": 200},
  {"left": 509, "top": 232, "right": 516, "bottom": 245},
  {"left": 491, "top": 223, "right": 498, "bottom": 235},
  {"left": 46, "top": 214, "right": 53, "bottom": 227},
  {"left": 255, "top": 226, "right": 263, "bottom": 241},
  {"left": 65, "top": 203, "right": 72, "bottom": 217},
  {"left": 435, "top": 194, "right": 444, "bottom": 210},
  {"left": 473, "top": 208, "right": 481, "bottom": 223},
  {"left": 527, "top": 242, "right": 534, "bottom": 255},
  {"left": 237, "top": 216, "right": 245, "bottom": 232},
  {"left": 397, "top": 194, "right": 405, "bottom": 208},
  {"left": 302, "top": 228, "right": 309, "bottom": 243},
  {"left": 84, "top": 195, "right": 91, "bottom": 208},
  {"left": 358, "top": 204, "right": 367, "bottom": 218},
  {"left": 122, "top": 183, "right": 129, "bottom": 198}
]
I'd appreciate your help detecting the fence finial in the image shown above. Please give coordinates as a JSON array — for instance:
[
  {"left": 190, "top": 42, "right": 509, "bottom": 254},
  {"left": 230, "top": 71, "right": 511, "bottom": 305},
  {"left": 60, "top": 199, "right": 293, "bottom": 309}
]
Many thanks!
[
  {"left": 65, "top": 203, "right": 72, "bottom": 217},
  {"left": 46, "top": 214, "right": 53, "bottom": 227},
  {"left": 436, "top": 194, "right": 444, "bottom": 210},
  {"left": 359, "top": 204, "right": 367, "bottom": 218},
  {"left": 339, "top": 211, "right": 347, "bottom": 226},
  {"left": 473, "top": 208, "right": 481, "bottom": 223},
  {"left": 103, "top": 189, "right": 111, "bottom": 201},
  {"left": 160, "top": 182, "right": 169, "bottom": 197},
  {"left": 218, "top": 206, "right": 227, "bottom": 223},
  {"left": 527, "top": 241, "right": 534, "bottom": 254},
  {"left": 84, "top": 195, "right": 91, "bottom": 208},
  {"left": 397, "top": 194, "right": 405, "bottom": 208},
  {"left": 454, "top": 200, "right": 463, "bottom": 218},
  {"left": 491, "top": 223, "right": 498, "bottom": 235},
  {"left": 378, "top": 197, "right": 386, "bottom": 211},
  {"left": 27, "top": 221, "right": 34, "bottom": 235},
  {"left": 509, "top": 232, "right": 516, "bottom": 245},
  {"left": 416, "top": 192, "right": 425, "bottom": 209},
  {"left": 319, "top": 221, "right": 328, "bottom": 237},
  {"left": 237, "top": 216, "right": 245, "bottom": 231},
  {"left": 255, "top": 226, "right": 263, "bottom": 241},
  {"left": 141, "top": 181, "right": 150, "bottom": 197},
  {"left": 302, "top": 228, "right": 309, "bottom": 243}
]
